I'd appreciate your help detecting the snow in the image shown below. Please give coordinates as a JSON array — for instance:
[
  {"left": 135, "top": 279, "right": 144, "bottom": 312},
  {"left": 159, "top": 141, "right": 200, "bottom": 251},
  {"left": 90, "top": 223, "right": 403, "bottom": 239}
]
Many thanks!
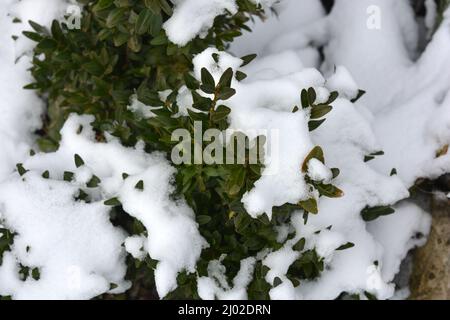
[{"left": 164, "top": 0, "right": 238, "bottom": 46}]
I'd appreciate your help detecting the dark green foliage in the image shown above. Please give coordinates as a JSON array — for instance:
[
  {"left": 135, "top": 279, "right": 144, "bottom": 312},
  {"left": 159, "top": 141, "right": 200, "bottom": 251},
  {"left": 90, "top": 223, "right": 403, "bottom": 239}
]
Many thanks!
[{"left": 20, "top": 0, "right": 349, "bottom": 300}]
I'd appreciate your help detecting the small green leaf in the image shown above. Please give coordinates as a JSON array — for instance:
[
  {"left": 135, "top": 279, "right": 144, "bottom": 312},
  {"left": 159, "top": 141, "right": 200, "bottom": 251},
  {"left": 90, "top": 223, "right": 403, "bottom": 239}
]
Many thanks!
[
  {"left": 135, "top": 9, "right": 153, "bottom": 35},
  {"left": 235, "top": 71, "right": 247, "bottom": 81},
  {"left": 293, "top": 238, "right": 306, "bottom": 251},
  {"left": 298, "top": 198, "right": 318, "bottom": 214},
  {"left": 331, "top": 168, "right": 340, "bottom": 179},
  {"left": 316, "top": 183, "right": 344, "bottom": 198},
  {"left": 273, "top": 277, "right": 282, "bottom": 287},
  {"left": 212, "top": 105, "right": 231, "bottom": 122},
  {"left": 351, "top": 89, "right": 366, "bottom": 103},
  {"left": 106, "top": 8, "right": 126, "bottom": 28},
  {"left": 184, "top": 73, "right": 199, "bottom": 90},
  {"left": 217, "top": 87, "right": 236, "bottom": 101},
  {"left": 302, "top": 146, "right": 324, "bottom": 172},
  {"left": 74, "top": 154, "right": 84, "bottom": 168},
  {"left": 42, "top": 171, "right": 50, "bottom": 179},
  {"left": 28, "top": 20, "right": 47, "bottom": 34},
  {"left": 217, "top": 67, "right": 233, "bottom": 89},
  {"left": 301, "top": 89, "right": 309, "bottom": 108},
  {"left": 336, "top": 242, "right": 355, "bottom": 251},
  {"left": 87, "top": 175, "right": 101, "bottom": 188},
  {"left": 308, "top": 119, "right": 326, "bottom": 131},
  {"left": 201, "top": 68, "right": 215, "bottom": 89},
  {"left": 63, "top": 171, "right": 74, "bottom": 182},
  {"left": 327, "top": 91, "right": 339, "bottom": 104},
  {"left": 307, "top": 88, "right": 316, "bottom": 104}
]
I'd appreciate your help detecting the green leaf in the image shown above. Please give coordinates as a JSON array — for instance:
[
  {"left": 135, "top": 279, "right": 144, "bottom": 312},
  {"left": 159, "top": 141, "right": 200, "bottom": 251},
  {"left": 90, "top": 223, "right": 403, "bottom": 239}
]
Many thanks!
[
  {"left": 240, "top": 53, "right": 257, "bottom": 67},
  {"left": 82, "top": 61, "right": 104, "bottom": 76},
  {"left": 74, "top": 154, "right": 84, "bottom": 168},
  {"left": 298, "top": 198, "right": 318, "bottom": 214},
  {"left": 227, "top": 167, "right": 246, "bottom": 197},
  {"left": 212, "top": 105, "right": 231, "bottom": 122},
  {"left": 200, "top": 68, "right": 215, "bottom": 92},
  {"left": 37, "top": 39, "right": 57, "bottom": 51},
  {"left": 307, "top": 87, "right": 316, "bottom": 104},
  {"left": 106, "top": 8, "right": 126, "bottom": 28},
  {"left": 22, "top": 31, "right": 43, "bottom": 42},
  {"left": 316, "top": 183, "right": 344, "bottom": 198},
  {"left": 336, "top": 242, "right": 355, "bottom": 251},
  {"left": 273, "top": 277, "right": 282, "bottom": 287},
  {"left": 149, "top": 13, "right": 162, "bottom": 36},
  {"left": 235, "top": 71, "right": 247, "bottom": 81},
  {"left": 217, "top": 67, "right": 233, "bottom": 89},
  {"left": 184, "top": 73, "right": 199, "bottom": 90},
  {"left": 293, "top": 238, "right": 306, "bottom": 251},
  {"left": 331, "top": 168, "right": 340, "bottom": 179},
  {"left": 63, "top": 171, "right": 74, "bottom": 182},
  {"left": 113, "top": 32, "right": 129, "bottom": 46},
  {"left": 192, "top": 91, "right": 212, "bottom": 111},
  {"left": 87, "top": 175, "right": 101, "bottom": 188},
  {"left": 50, "top": 20, "right": 64, "bottom": 41},
  {"left": 28, "top": 20, "right": 47, "bottom": 34},
  {"left": 364, "top": 151, "right": 384, "bottom": 162},
  {"left": 16, "top": 164, "right": 28, "bottom": 176},
  {"left": 308, "top": 119, "right": 326, "bottom": 131},
  {"left": 150, "top": 33, "right": 167, "bottom": 45},
  {"left": 327, "top": 91, "right": 339, "bottom": 104},
  {"left": 93, "top": 0, "right": 114, "bottom": 12},
  {"left": 361, "top": 205, "right": 395, "bottom": 222},
  {"left": 135, "top": 9, "right": 153, "bottom": 34},
  {"left": 197, "top": 215, "right": 211, "bottom": 225},
  {"left": 302, "top": 146, "right": 324, "bottom": 172},
  {"left": 158, "top": 0, "right": 173, "bottom": 16},
  {"left": 301, "top": 89, "right": 309, "bottom": 108},
  {"left": 104, "top": 197, "right": 121, "bottom": 206},
  {"left": 135, "top": 180, "right": 144, "bottom": 190},
  {"left": 217, "top": 87, "right": 236, "bottom": 101},
  {"left": 42, "top": 170, "right": 50, "bottom": 179}
]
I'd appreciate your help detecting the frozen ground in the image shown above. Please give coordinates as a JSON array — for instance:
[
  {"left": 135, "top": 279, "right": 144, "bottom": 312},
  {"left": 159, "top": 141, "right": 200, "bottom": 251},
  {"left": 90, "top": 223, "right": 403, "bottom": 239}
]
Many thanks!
[{"left": 0, "top": 0, "right": 449, "bottom": 299}]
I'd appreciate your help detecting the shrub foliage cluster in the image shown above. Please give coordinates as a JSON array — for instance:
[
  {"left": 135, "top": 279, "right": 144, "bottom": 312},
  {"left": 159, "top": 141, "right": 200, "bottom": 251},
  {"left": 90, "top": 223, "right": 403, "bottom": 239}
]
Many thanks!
[{"left": 1, "top": 0, "right": 395, "bottom": 299}]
